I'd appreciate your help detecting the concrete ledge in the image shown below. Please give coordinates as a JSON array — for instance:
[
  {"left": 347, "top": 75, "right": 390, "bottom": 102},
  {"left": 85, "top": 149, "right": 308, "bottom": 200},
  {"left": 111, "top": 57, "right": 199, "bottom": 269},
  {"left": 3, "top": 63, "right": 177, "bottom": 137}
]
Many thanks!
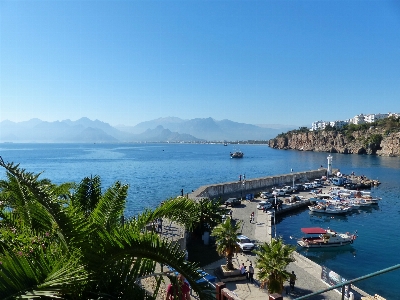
[
  {"left": 220, "top": 266, "right": 241, "bottom": 277},
  {"left": 215, "top": 266, "right": 248, "bottom": 283}
]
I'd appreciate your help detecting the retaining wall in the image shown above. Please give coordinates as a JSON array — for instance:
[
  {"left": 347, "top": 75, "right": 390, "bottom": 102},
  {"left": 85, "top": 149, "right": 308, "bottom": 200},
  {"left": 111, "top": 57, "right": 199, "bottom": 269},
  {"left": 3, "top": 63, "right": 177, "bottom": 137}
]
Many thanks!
[{"left": 190, "top": 169, "right": 328, "bottom": 200}]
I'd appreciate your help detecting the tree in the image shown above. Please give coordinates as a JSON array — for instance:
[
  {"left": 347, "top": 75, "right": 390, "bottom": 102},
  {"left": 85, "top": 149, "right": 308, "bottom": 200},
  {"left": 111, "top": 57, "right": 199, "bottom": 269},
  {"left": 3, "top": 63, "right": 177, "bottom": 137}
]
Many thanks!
[
  {"left": 254, "top": 238, "right": 296, "bottom": 294},
  {"left": 210, "top": 218, "right": 241, "bottom": 270},
  {"left": 0, "top": 159, "right": 214, "bottom": 299},
  {"left": 191, "top": 198, "right": 225, "bottom": 237}
]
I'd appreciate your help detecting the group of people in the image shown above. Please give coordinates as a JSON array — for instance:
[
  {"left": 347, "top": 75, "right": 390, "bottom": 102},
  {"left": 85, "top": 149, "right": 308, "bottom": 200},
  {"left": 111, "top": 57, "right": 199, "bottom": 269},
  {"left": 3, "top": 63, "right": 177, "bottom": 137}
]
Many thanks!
[{"left": 240, "top": 262, "right": 255, "bottom": 283}]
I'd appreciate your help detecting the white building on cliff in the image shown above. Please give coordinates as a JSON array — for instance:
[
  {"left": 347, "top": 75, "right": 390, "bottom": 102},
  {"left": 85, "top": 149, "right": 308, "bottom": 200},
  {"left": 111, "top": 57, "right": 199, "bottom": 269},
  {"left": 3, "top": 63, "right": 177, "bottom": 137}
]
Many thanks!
[{"left": 311, "top": 112, "right": 400, "bottom": 131}]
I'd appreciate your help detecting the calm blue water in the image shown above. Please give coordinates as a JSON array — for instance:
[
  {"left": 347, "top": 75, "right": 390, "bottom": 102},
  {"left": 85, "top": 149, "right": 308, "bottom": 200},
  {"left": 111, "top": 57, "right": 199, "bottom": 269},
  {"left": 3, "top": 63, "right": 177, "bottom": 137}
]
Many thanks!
[{"left": 0, "top": 143, "right": 399, "bottom": 298}]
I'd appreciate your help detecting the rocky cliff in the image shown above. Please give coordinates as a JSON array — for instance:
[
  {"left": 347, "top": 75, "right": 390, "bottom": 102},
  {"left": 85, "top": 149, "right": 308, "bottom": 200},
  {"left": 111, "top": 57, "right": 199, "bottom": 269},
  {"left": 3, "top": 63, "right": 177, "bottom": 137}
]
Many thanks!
[{"left": 268, "top": 129, "right": 400, "bottom": 157}]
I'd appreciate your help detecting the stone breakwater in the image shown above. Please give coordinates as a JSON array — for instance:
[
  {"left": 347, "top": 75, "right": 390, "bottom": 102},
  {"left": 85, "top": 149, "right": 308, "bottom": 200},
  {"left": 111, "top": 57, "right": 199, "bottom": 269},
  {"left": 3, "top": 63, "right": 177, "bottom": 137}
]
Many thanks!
[
  {"left": 268, "top": 130, "right": 400, "bottom": 157},
  {"left": 189, "top": 169, "right": 327, "bottom": 200}
]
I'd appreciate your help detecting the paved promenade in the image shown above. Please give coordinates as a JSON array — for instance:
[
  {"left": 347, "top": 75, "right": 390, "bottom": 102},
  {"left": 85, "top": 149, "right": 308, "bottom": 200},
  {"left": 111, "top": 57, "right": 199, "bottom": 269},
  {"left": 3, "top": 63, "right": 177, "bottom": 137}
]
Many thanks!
[{"left": 202, "top": 191, "right": 369, "bottom": 300}]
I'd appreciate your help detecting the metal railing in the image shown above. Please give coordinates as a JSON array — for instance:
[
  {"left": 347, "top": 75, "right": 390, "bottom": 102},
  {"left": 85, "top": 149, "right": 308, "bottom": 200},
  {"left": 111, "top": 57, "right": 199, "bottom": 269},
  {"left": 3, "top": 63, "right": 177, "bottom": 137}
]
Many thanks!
[{"left": 295, "top": 263, "right": 400, "bottom": 300}]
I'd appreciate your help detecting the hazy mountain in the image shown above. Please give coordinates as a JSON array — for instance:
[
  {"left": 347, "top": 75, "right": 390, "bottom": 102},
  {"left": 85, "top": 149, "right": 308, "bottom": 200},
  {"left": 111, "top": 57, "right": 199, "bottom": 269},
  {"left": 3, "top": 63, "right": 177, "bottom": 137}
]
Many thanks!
[
  {"left": 0, "top": 117, "right": 296, "bottom": 143},
  {"left": 0, "top": 119, "right": 119, "bottom": 143},
  {"left": 73, "top": 127, "right": 119, "bottom": 143},
  {"left": 132, "top": 125, "right": 203, "bottom": 142},
  {"left": 117, "top": 117, "right": 185, "bottom": 134},
  {"left": 117, "top": 117, "right": 293, "bottom": 141}
]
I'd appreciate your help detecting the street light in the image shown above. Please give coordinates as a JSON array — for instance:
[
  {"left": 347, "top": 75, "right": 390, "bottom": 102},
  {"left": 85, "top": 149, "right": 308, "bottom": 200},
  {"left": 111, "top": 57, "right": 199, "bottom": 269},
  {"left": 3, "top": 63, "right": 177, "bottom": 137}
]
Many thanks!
[
  {"left": 327, "top": 155, "right": 333, "bottom": 180},
  {"left": 291, "top": 168, "right": 294, "bottom": 188},
  {"left": 241, "top": 176, "right": 245, "bottom": 200}
]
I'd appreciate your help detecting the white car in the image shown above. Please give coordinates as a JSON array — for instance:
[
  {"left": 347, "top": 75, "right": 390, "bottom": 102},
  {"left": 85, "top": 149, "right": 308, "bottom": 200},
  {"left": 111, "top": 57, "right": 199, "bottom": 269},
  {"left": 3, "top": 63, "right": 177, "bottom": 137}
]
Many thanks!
[
  {"left": 257, "top": 201, "right": 272, "bottom": 210},
  {"left": 237, "top": 235, "right": 255, "bottom": 252},
  {"left": 282, "top": 186, "right": 294, "bottom": 193},
  {"left": 272, "top": 189, "right": 286, "bottom": 196},
  {"left": 261, "top": 191, "right": 273, "bottom": 199}
]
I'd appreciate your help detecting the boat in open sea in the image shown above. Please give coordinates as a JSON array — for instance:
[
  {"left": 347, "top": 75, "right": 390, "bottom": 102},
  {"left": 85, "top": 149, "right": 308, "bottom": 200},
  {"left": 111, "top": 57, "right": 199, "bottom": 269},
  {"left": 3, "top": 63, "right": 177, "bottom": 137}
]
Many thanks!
[
  {"left": 297, "top": 227, "right": 357, "bottom": 248},
  {"left": 230, "top": 151, "right": 243, "bottom": 158}
]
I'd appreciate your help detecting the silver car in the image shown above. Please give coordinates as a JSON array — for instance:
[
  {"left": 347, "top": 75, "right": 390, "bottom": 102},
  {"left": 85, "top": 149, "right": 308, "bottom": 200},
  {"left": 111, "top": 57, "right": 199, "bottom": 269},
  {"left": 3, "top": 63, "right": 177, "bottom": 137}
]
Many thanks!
[{"left": 237, "top": 235, "right": 255, "bottom": 251}]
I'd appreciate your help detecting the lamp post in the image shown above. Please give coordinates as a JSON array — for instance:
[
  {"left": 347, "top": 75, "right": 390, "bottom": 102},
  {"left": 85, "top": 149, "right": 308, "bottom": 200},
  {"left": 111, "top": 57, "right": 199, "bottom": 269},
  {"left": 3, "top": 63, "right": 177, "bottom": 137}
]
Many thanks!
[
  {"left": 327, "top": 155, "right": 333, "bottom": 180},
  {"left": 241, "top": 176, "right": 245, "bottom": 200},
  {"left": 291, "top": 168, "right": 294, "bottom": 189},
  {"left": 273, "top": 197, "right": 277, "bottom": 238}
]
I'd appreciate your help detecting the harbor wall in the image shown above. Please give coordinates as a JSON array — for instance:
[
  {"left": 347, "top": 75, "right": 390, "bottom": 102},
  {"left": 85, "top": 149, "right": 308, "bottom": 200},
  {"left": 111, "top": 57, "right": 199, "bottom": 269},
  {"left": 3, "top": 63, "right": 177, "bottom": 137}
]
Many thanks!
[{"left": 190, "top": 168, "right": 328, "bottom": 200}]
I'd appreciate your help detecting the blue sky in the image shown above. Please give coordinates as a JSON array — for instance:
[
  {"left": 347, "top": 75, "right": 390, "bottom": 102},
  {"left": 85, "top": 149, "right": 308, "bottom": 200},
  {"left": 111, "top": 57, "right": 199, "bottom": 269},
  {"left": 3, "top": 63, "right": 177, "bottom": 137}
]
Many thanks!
[{"left": 1, "top": 0, "right": 400, "bottom": 128}]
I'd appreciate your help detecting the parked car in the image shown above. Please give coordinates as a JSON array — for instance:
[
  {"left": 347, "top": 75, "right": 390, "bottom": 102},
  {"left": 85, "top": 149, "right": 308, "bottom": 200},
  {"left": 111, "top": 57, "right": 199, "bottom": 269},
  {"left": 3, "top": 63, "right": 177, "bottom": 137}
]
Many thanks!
[
  {"left": 224, "top": 197, "right": 241, "bottom": 207},
  {"left": 272, "top": 189, "right": 286, "bottom": 196},
  {"left": 257, "top": 201, "right": 273, "bottom": 210},
  {"left": 282, "top": 186, "right": 295, "bottom": 193},
  {"left": 237, "top": 235, "right": 256, "bottom": 252},
  {"left": 221, "top": 209, "right": 232, "bottom": 222},
  {"left": 294, "top": 184, "right": 305, "bottom": 191},
  {"left": 261, "top": 191, "right": 273, "bottom": 199}
]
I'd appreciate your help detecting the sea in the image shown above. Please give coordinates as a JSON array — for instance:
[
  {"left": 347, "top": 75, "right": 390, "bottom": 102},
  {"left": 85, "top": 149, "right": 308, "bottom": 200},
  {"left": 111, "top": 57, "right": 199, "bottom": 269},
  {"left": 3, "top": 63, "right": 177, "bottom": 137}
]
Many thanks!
[{"left": 0, "top": 143, "right": 399, "bottom": 298}]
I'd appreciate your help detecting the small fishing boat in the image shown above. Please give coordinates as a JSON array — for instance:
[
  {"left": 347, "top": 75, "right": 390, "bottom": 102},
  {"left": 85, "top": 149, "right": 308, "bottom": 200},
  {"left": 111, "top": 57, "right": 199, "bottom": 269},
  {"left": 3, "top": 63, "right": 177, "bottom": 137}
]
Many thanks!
[
  {"left": 297, "top": 227, "right": 357, "bottom": 248},
  {"left": 308, "top": 203, "right": 352, "bottom": 214},
  {"left": 230, "top": 151, "right": 244, "bottom": 158}
]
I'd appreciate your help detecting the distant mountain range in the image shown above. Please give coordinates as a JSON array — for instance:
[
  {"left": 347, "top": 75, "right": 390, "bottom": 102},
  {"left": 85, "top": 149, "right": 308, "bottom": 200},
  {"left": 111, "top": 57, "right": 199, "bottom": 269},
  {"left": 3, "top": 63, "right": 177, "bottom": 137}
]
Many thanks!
[{"left": 0, "top": 117, "right": 296, "bottom": 143}]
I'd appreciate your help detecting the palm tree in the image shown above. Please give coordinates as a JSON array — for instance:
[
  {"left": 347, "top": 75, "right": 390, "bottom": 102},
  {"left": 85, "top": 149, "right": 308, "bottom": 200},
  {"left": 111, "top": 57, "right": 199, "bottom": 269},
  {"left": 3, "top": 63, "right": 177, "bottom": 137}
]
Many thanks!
[
  {"left": 0, "top": 159, "right": 215, "bottom": 299},
  {"left": 210, "top": 218, "right": 242, "bottom": 270},
  {"left": 254, "top": 238, "right": 296, "bottom": 294},
  {"left": 191, "top": 198, "right": 225, "bottom": 237}
]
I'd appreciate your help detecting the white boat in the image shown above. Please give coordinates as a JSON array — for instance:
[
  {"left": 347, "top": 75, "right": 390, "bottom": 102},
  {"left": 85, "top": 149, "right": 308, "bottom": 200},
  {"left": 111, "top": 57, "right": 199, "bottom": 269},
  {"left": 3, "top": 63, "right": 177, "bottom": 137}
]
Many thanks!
[
  {"left": 352, "top": 198, "right": 378, "bottom": 207},
  {"left": 297, "top": 227, "right": 357, "bottom": 248},
  {"left": 308, "top": 204, "right": 326, "bottom": 213},
  {"left": 308, "top": 204, "right": 352, "bottom": 214}
]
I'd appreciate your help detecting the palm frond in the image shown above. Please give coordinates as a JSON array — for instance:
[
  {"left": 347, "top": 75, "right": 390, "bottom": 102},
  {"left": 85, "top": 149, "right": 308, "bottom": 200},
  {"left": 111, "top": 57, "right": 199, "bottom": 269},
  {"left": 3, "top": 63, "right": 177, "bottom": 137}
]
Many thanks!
[
  {"left": 0, "top": 244, "right": 87, "bottom": 299},
  {"left": 91, "top": 181, "right": 128, "bottom": 229}
]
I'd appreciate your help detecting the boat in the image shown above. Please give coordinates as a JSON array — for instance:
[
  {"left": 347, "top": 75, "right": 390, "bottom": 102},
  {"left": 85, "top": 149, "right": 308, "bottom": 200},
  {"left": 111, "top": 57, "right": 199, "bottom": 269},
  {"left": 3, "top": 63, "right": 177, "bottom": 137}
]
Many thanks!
[
  {"left": 308, "top": 203, "right": 352, "bottom": 214},
  {"left": 297, "top": 227, "right": 357, "bottom": 248},
  {"left": 351, "top": 198, "right": 378, "bottom": 207},
  {"left": 230, "top": 151, "right": 244, "bottom": 158}
]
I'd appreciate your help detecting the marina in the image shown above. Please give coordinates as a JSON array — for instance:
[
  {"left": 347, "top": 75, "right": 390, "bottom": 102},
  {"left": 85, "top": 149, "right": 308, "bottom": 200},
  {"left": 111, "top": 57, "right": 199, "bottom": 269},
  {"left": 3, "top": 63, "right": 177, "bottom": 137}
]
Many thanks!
[{"left": 0, "top": 143, "right": 399, "bottom": 299}]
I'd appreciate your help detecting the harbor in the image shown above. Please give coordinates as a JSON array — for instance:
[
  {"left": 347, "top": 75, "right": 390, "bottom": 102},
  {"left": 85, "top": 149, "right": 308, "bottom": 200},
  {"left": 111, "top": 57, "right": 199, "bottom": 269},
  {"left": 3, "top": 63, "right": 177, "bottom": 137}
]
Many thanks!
[
  {"left": 185, "top": 169, "right": 383, "bottom": 299},
  {"left": 2, "top": 143, "right": 398, "bottom": 299}
]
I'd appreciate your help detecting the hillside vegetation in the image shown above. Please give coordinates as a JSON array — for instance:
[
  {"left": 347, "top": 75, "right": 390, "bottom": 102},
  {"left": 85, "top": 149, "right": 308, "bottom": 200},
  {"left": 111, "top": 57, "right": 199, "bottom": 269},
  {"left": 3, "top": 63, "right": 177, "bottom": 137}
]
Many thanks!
[{"left": 269, "top": 116, "right": 400, "bottom": 157}]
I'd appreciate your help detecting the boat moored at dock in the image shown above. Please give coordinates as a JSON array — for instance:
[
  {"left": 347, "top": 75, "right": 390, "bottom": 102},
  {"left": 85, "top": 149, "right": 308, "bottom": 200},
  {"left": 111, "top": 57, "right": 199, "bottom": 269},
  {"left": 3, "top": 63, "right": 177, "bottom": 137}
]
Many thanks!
[{"left": 297, "top": 227, "right": 357, "bottom": 248}]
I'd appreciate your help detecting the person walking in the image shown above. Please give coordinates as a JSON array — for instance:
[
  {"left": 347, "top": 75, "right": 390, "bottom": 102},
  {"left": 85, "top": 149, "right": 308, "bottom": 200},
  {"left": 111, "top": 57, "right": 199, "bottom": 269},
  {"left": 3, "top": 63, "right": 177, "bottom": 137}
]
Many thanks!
[
  {"left": 289, "top": 271, "right": 297, "bottom": 291},
  {"left": 248, "top": 263, "right": 254, "bottom": 283},
  {"left": 250, "top": 211, "right": 254, "bottom": 223}
]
